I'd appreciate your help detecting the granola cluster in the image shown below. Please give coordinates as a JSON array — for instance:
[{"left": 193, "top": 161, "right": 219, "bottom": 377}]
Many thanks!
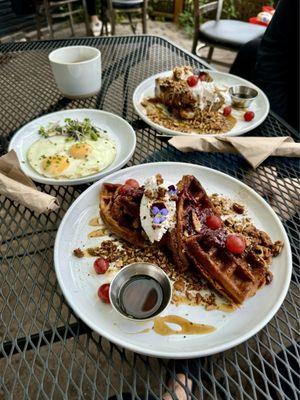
[
  {"left": 82, "top": 238, "right": 215, "bottom": 307},
  {"left": 142, "top": 99, "right": 235, "bottom": 135},
  {"left": 211, "top": 194, "right": 284, "bottom": 270}
]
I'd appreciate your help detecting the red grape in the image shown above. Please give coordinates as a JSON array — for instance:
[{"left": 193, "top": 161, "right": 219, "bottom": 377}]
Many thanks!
[
  {"left": 206, "top": 215, "right": 222, "bottom": 230},
  {"left": 226, "top": 234, "right": 246, "bottom": 255},
  {"left": 244, "top": 111, "right": 255, "bottom": 122},
  {"left": 125, "top": 179, "right": 139, "bottom": 188},
  {"left": 187, "top": 75, "right": 198, "bottom": 87},
  {"left": 199, "top": 72, "right": 208, "bottom": 81},
  {"left": 118, "top": 185, "right": 129, "bottom": 195},
  {"left": 223, "top": 106, "right": 232, "bottom": 117},
  {"left": 98, "top": 283, "right": 110, "bottom": 303},
  {"left": 94, "top": 257, "right": 109, "bottom": 274}
]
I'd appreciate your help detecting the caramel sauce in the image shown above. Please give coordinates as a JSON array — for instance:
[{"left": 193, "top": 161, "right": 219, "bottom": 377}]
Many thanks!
[
  {"left": 217, "top": 303, "right": 236, "bottom": 312},
  {"left": 172, "top": 294, "right": 194, "bottom": 306},
  {"left": 89, "top": 217, "right": 101, "bottom": 226},
  {"left": 88, "top": 229, "right": 105, "bottom": 238},
  {"left": 153, "top": 315, "right": 215, "bottom": 336},
  {"left": 226, "top": 114, "right": 237, "bottom": 127}
]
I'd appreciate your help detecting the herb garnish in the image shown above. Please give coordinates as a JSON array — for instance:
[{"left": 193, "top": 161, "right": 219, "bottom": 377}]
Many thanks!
[{"left": 38, "top": 118, "right": 101, "bottom": 141}]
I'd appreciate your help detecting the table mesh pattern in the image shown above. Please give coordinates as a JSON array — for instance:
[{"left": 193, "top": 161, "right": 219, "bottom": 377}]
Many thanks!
[{"left": 0, "top": 36, "right": 299, "bottom": 400}]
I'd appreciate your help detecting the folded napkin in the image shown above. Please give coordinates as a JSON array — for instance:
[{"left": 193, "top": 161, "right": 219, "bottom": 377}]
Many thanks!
[
  {"left": 168, "top": 136, "right": 300, "bottom": 168},
  {"left": 0, "top": 150, "right": 60, "bottom": 214}
]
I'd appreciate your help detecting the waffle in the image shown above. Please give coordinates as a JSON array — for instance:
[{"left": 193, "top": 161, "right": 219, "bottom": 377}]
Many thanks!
[
  {"left": 99, "top": 183, "right": 147, "bottom": 247},
  {"left": 99, "top": 175, "right": 282, "bottom": 305},
  {"left": 185, "top": 234, "right": 269, "bottom": 304},
  {"left": 162, "top": 175, "right": 278, "bottom": 304},
  {"left": 161, "top": 175, "right": 215, "bottom": 272}
]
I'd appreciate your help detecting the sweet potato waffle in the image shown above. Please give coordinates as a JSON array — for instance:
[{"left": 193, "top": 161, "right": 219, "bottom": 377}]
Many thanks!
[
  {"left": 100, "top": 182, "right": 146, "bottom": 247},
  {"left": 97, "top": 175, "right": 283, "bottom": 305}
]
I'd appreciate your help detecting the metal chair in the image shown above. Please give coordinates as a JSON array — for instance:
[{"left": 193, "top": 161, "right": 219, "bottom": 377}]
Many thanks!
[
  {"left": 107, "top": 0, "right": 148, "bottom": 35},
  {"left": 192, "top": 0, "right": 266, "bottom": 64},
  {"left": 35, "top": 0, "right": 89, "bottom": 39}
]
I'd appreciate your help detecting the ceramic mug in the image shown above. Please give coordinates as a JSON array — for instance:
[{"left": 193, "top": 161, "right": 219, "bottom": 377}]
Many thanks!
[{"left": 49, "top": 46, "right": 101, "bottom": 98}]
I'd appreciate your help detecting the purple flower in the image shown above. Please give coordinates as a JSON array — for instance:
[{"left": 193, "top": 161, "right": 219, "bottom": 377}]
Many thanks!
[
  {"left": 168, "top": 185, "right": 178, "bottom": 196},
  {"left": 152, "top": 206, "right": 160, "bottom": 215},
  {"left": 153, "top": 216, "right": 161, "bottom": 224},
  {"left": 160, "top": 208, "right": 169, "bottom": 216},
  {"left": 160, "top": 216, "right": 166, "bottom": 222}
]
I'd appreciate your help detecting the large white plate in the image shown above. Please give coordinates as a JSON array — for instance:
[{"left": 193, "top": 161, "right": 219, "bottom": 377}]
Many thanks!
[
  {"left": 8, "top": 109, "right": 136, "bottom": 185},
  {"left": 133, "top": 70, "right": 269, "bottom": 137},
  {"left": 54, "top": 162, "right": 291, "bottom": 358}
]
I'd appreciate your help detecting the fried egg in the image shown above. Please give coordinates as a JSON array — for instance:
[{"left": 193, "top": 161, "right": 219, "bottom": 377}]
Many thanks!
[{"left": 27, "top": 135, "right": 116, "bottom": 179}]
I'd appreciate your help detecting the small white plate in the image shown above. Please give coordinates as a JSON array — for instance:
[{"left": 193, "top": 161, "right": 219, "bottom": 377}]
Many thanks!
[
  {"left": 8, "top": 109, "right": 136, "bottom": 185},
  {"left": 133, "top": 70, "right": 269, "bottom": 137},
  {"left": 54, "top": 162, "right": 292, "bottom": 359}
]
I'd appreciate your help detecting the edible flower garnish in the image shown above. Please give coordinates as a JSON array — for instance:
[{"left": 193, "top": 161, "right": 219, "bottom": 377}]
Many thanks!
[
  {"left": 151, "top": 204, "right": 169, "bottom": 224},
  {"left": 168, "top": 185, "right": 178, "bottom": 196}
]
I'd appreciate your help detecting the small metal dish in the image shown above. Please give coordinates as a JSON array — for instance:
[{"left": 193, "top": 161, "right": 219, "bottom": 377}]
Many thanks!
[
  {"left": 229, "top": 85, "right": 258, "bottom": 108},
  {"left": 109, "top": 262, "right": 172, "bottom": 321}
]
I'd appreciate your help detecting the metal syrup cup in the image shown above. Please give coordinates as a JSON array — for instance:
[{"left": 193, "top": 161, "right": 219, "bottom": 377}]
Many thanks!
[
  {"left": 229, "top": 85, "right": 258, "bottom": 108},
  {"left": 109, "top": 262, "right": 172, "bottom": 321}
]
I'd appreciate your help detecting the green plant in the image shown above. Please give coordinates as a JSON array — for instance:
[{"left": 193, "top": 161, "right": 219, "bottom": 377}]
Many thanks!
[
  {"left": 178, "top": 0, "right": 275, "bottom": 38},
  {"left": 222, "top": 0, "right": 238, "bottom": 19},
  {"left": 178, "top": 9, "right": 194, "bottom": 36}
]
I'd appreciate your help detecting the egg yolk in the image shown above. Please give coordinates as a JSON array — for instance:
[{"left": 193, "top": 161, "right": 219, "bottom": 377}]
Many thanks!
[
  {"left": 42, "top": 155, "right": 70, "bottom": 176},
  {"left": 69, "top": 142, "right": 92, "bottom": 159}
]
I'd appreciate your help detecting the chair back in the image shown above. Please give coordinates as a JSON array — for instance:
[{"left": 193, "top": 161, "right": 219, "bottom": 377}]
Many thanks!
[
  {"left": 216, "top": 0, "right": 223, "bottom": 20},
  {"left": 192, "top": 0, "right": 223, "bottom": 54},
  {"left": 193, "top": 0, "right": 224, "bottom": 22}
]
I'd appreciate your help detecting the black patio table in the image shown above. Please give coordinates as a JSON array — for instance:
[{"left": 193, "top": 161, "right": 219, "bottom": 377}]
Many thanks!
[{"left": 0, "top": 35, "right": 299, "bottom": 400}]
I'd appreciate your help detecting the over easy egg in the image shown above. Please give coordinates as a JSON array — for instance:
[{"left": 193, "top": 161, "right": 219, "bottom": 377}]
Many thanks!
[{"left": 27, "top": 135, "right": 116, "bottom": 179}]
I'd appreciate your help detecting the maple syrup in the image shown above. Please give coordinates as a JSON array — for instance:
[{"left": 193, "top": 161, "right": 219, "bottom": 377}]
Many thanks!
[{"left": 119, "top": 275, "right": 164, "bottom": 319}]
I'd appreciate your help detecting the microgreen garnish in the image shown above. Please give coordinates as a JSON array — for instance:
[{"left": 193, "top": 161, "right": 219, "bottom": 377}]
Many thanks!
[{"left": 38, "top": 118, "right": 101, "bottom": 142}]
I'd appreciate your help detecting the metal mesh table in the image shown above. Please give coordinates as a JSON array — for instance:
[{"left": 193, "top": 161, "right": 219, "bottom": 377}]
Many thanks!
[{"left": 0, "top": 36, "right": 299, "bottom": 400}]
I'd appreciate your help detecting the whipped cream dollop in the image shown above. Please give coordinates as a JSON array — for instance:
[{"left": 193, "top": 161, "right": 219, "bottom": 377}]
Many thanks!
[
  {"left": 181, "top": 68, "right": 222, "bottom": 110},
  {"left": 190, "top": 81, "right": 221, "bottom": 110},
  {"left": 140, "top": 175, "right": 177, "bottom": 243}
]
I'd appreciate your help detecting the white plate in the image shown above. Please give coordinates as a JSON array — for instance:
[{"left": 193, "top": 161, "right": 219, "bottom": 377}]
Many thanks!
[
  {"left": 133, "top": 70, "right": 269, "bottom": 137},
  {"left": 8, "top": 109, "right": 136, "bottom": 185},
  {"left": 54, "top": 162, "right": 291, "bottom": 358}
]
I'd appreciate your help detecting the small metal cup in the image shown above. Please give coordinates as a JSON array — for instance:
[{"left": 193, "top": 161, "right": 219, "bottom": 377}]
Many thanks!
[
  {"left": 229, "top": 85, "right": 258, "bottom": 108},
  {"left": 109, "top": 262, "right": 172, "bottom": 321}
]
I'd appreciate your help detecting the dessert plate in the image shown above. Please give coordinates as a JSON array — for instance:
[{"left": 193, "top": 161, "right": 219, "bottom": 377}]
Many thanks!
[
  {"left": 133, "top": 70, "right": 269, "bottom": 137},
  {"left": 54, "top": 162, "right": 291, "bottom": 358},
  {"left": 8, "top": 109, "right": 136, "bottom": 186}
]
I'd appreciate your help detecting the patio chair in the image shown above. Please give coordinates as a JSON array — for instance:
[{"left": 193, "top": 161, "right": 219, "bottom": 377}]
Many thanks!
[
  {"left": 35, "top": 0, "right": 90, "bottom": 39},
  {"left": 107, "top": 0, "right": 148, "bottom": 35},
  {"left": 192, "top": 0, "right": 266, "bottom": 64}
]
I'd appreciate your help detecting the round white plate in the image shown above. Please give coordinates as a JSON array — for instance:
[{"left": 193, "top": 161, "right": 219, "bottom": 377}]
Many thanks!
[
  {"left": 8, "top": 109, "right": 136, "bottom": 185},
  {"left": 133, "top": 70, "right": 269, "bottom": 137},
  {"left": 54, "top": 162, "right": 291, "bottom": 358}
]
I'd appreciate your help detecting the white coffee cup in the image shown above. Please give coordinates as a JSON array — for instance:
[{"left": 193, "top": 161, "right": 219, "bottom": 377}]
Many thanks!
[{"left": 49, "top": 46, "right": 101, "bottom": 98}]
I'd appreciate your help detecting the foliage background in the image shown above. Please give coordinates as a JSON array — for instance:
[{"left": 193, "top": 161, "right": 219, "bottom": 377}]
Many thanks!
[{"left": 149, "top": 0, "right": 274, "bottom": 36}]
